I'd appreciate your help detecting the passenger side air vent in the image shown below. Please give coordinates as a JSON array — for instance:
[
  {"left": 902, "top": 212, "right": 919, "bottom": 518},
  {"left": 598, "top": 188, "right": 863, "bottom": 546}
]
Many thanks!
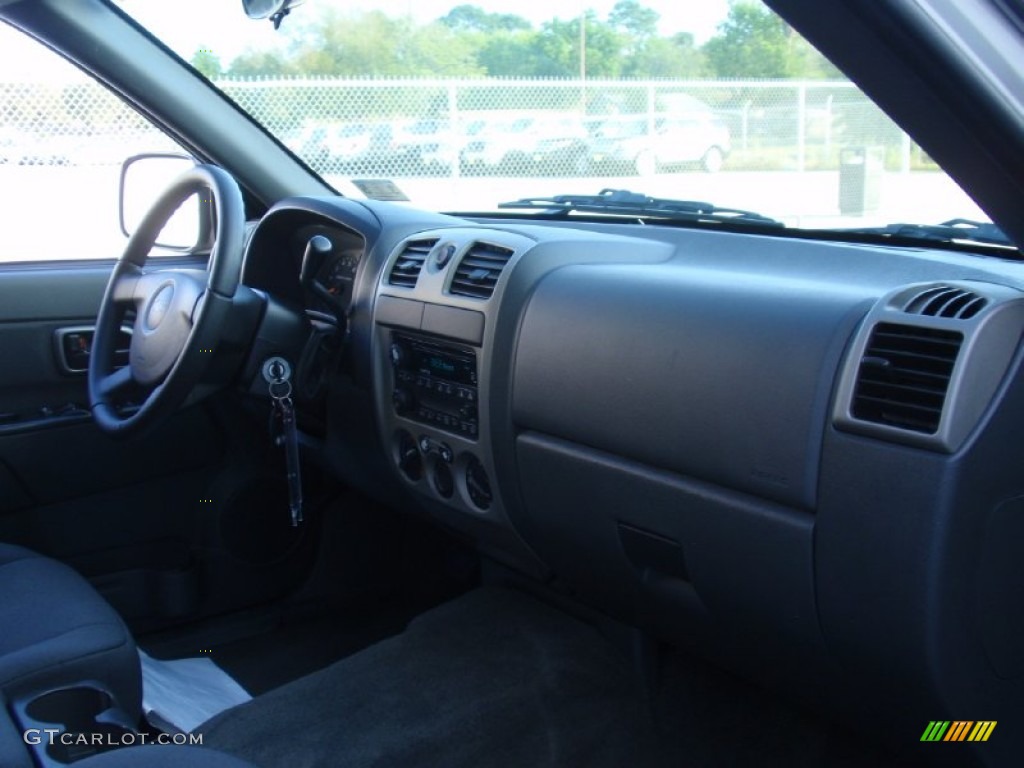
[
  {"left": 449, "top": 242, "right": 514, "bottom": 299},
  {"left": 903, "top": 285, "right": 987, "bottom": 319},
  {"left": 851, "top": 323, "right": 963, "bottom": 434},
  {"left": 388, "top": 238, "right": 438, "bottom": 288}
]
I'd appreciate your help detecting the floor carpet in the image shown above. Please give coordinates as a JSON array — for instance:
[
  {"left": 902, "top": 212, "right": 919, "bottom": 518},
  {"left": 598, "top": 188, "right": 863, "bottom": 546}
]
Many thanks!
[{"left": 200, "top": 587, "right": 660, "bottom": 768}]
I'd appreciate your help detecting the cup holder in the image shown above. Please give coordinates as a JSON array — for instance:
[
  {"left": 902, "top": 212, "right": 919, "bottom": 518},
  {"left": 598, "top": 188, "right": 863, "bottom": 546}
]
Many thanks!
[
  {"left": 17, "top": 686, "right": 136, "bottom": 765},
  {"left": 25, "top": 687, "right": 113, "bottom": 724}
]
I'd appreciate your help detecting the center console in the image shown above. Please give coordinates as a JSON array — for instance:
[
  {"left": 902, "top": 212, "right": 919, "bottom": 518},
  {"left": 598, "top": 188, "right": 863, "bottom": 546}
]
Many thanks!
[
  {"left": 6, "top": 685, "right": 137, "bottom": 766},
  {"left": 371, "top": 228, "right": 532, "bottom": 525}
]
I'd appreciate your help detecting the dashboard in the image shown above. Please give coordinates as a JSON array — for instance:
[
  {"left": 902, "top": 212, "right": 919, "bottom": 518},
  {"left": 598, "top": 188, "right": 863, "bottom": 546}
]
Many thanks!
[{"left": 239, "top": 195, "right": 1024, "bottom": 761}]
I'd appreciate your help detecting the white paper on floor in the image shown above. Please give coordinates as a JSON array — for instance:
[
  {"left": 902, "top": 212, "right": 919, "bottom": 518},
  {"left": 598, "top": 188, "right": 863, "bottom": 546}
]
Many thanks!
[{"left": 139, "top": 650, "right": 252, "bottom": 734}]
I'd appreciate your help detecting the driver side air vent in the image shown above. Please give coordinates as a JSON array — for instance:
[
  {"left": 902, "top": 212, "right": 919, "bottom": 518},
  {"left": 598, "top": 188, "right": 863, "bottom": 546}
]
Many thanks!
[
  {"left": 903, "top": 285, "right": 987, "bottom": 319},
  {"left": 388, "top": 238, "right": 438, "bottom": 288},
  {"left": 851, "top": 323, "right": 963, "bottom": 434},
  {"left": 450, "top": 242, "right": 515, "bottom": 299}
]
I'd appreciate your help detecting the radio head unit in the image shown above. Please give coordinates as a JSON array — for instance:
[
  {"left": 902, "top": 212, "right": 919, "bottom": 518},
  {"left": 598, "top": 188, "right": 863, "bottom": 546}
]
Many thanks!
[{"left": 390, "top": 332, "right": 478, "bottom": 439}]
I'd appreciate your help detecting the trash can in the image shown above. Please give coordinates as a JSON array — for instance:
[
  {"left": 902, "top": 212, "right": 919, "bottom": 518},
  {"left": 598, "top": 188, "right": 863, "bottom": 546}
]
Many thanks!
[{"left": 838, "top": 146, "right": 884, "bottom": 215}]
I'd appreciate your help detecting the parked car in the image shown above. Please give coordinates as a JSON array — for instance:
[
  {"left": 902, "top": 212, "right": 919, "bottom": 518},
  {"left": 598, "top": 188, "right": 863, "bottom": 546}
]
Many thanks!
[
  {"left": 460, "top": 113, "right": 591, "bottom": 176},
  {"left": 386, "top": 119, "right": 447, "bottom": 175},
  {"left": 590, "top": 100, "right": 731, "bottom": 175},
  {"left": 417, "top": 117, "right": 487, "bottom": 175},
  {"left": 298, "top": 121, "right": 398, "bottom": 175}
]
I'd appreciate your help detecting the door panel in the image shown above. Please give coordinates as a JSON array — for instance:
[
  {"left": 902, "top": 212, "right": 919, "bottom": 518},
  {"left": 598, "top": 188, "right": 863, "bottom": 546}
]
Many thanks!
[
  {"left": 0, "top": 265, "right": 110, "bottom": 433},
  {"left": 0, "top": 262, "right": 320, "bottom": 633}
]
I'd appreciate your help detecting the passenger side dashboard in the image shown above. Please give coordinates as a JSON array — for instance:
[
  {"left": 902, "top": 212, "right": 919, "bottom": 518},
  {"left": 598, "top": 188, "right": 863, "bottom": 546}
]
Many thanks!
[{"left": 242, "top": 197, "right": 1024, "bottom": 762}]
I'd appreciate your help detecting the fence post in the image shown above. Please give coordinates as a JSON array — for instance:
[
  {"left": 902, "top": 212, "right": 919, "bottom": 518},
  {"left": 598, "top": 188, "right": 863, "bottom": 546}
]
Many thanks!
[
  {"left": 796, "top": 82, "right": 807, "bottom": 173},
  {"left": 824, "top": 93, "right": 833, "bottom": 158},
  {"left": 448, "top": 82, "right": 460, "bottom": 182},
  {"left": 646, "top": 83, "right": 656, "bottom": 135},
  {"left": 900, "top": 131, "right": 911, "bottom": 174},
  {"left": 742, "top": 100, "right": 750, "bottom": 152}
]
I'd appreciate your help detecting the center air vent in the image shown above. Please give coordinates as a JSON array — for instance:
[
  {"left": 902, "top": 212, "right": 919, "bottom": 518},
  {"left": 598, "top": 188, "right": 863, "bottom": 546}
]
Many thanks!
[
  {"left": 903, "top": 285, "right": 987, "bottom": 319},
  {"left": 388, "top": 238, "right": 438, "bottom": 288},
  {"left": 450, "top": 242, "right": 514, "bottom": 299},
  {"left": 851, "top": 323, "right": 963, "bottom": 434}
]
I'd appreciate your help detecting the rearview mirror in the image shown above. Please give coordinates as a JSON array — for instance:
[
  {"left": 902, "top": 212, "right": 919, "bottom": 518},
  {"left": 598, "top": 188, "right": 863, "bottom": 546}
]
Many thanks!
[
  {"left": 242, "top": 0, "right": 303, "bottom": 27},
  {"left": 119, "top": 153, "right": 202, "bottom": 250}
]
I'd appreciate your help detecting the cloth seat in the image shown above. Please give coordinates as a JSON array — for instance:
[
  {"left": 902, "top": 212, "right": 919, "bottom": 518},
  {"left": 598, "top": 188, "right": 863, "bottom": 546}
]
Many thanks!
[
  {"left": 0, "top": 543, "right": 141, "bottom": 717},
  {"left": 76, "top": 745, "right": 259, "bottom": 768}
]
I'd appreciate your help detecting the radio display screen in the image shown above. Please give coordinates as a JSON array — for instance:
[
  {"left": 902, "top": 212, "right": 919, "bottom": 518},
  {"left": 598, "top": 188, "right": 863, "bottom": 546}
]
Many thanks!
[
  {"left": 410, "top": 346, "right": 476, "bottom": 386},
  {"left": 424, "top": 354, "right": 457, "bottom": 377}
]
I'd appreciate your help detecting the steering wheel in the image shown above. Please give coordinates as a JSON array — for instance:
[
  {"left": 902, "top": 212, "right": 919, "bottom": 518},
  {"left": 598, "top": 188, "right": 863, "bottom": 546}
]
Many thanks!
[{"left": 88, "top": 164, "right": 245, "bottom": 438}]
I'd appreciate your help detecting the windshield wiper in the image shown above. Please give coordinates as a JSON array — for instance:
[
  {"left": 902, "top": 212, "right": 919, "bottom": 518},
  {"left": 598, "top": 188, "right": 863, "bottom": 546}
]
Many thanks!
[
  {"left": 496, "top": 188, "right": 784, "bottom": 228},
  {"left": 837, "top": 219, "right": 1012, "bottom": 247}
]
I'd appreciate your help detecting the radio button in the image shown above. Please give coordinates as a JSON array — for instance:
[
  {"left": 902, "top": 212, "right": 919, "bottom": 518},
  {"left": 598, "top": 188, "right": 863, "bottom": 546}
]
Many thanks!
[
  {"left": 392, "top": 387, "right": 415, "bottom": 414},
  {"left": 389, "top": 343, "right": 409, "bottom": 368}
]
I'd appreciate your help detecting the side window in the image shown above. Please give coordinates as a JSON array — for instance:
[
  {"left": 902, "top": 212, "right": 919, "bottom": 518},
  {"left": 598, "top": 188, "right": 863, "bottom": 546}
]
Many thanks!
[{"left": 0, "top": 22, "right": 187, "bottom": 264}]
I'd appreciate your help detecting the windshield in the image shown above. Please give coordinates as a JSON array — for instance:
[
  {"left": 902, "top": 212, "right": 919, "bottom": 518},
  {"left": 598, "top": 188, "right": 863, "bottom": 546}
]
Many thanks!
[{"left": 114, "top": 0, "right": 990, "bottom": 232}]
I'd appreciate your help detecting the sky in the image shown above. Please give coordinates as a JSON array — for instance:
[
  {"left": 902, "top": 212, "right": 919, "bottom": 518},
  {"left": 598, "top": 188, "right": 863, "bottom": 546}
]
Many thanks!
[{"left": 114, "top": 0, "right": 733, "bottom": 65}]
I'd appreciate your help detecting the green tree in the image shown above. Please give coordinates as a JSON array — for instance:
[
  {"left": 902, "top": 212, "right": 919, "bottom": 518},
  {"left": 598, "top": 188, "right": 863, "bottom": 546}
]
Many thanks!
[
  {"left": 440, "top": 5, "right": 531, "bottom": 33},
  {"left": 190, "top": 48, "right": 222, "bottom": 79},
  {"left": 288, "top": 10, "right": 482, "bottom": 77},
  {"left": 790, "top": 38, "right": 843, "bottom": 79},
  {"left": 532, "top": 12, "right": 625, "bottom": 78},
  {"left": 477, "top": 31, "right": 546, "bottom": 77},
  {"left": 703, "top": 2, "right": 789, "bottom": 78},
  {"left": 228, "top": 50, "right": 293, "bottom": 77},
  {"left": 703, "top": 1, "right": 841, "bottom": 79},
  {"left": 625, "top": 34, "right": 707, "bottom": 78},
  {"left": 608, "top": 0, "right": 658, "bottom": 39}
]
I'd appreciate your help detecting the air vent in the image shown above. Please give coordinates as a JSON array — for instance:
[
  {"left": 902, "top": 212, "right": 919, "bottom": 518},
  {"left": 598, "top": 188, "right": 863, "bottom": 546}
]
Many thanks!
[
  {"left": 903, "top": 285, "right": 987, "bottom": 319},
  {"left": 449, "top": 242, "right": 514, "bottom": 299},
  {"left": 388, "top": 238, "right": 438, "bottom": 288},
  {"left": 851, "top": 323, "right": 963, "bottom": 434}
]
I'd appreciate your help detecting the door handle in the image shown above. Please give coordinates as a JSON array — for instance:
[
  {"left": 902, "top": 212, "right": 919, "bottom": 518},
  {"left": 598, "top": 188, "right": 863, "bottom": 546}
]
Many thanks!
[{"left": 54, "top": 326, "right": 132, "bottom": 374}]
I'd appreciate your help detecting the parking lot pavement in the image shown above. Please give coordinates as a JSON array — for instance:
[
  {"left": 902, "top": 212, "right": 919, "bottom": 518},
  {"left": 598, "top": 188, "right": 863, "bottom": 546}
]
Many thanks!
[{"left": 0, "top": 165, "right": 987, "bottom": 263}]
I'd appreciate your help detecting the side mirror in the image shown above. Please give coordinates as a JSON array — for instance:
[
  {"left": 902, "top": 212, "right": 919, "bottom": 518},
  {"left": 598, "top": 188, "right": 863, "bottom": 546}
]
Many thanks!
[{"left": 119, "top": 153, "right": 204, "bottom": 250}]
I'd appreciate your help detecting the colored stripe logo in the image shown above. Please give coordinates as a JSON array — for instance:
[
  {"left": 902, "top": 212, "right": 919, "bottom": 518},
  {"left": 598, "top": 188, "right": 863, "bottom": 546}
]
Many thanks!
[{"left": 921, "top": 721, "right": 996, "bottom": 742}]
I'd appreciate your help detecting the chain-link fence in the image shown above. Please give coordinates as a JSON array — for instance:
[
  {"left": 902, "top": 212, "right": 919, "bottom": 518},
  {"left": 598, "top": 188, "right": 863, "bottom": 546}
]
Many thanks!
[
  {"left": 2, "top": 75, "right": 931, "bottom": 180},
  {"left": 0, "top": 80, "right": 178, "bottom": 166},
  {"left": 221, "top": 77, "right": 931, "bottom": 179}
]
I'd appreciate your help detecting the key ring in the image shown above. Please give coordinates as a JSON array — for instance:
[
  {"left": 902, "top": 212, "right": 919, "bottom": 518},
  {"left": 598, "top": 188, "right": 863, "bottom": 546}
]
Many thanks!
[{"left": 269, "top": 378, "right": 292, "bottom": 401}]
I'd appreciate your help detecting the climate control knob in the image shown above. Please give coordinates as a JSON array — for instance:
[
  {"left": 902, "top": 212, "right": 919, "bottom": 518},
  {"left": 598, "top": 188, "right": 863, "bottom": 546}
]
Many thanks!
[
  {"left": 432, "top": 462, "right": 454, "bottom": 499},
  {"left": 396, "top": 430, "right": 422, "bottom": 481}
]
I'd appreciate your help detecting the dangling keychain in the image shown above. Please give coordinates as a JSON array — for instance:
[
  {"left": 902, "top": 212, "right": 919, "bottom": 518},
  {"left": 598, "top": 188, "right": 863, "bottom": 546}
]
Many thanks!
[{"left": 263, "top": 357, "right": 303, "bottom": 527}]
